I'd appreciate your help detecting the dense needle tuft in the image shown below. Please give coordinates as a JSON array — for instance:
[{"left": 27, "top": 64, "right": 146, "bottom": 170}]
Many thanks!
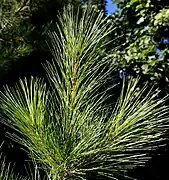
[{"left": 0, "top": 5, "right": 169, "bottom": 180}]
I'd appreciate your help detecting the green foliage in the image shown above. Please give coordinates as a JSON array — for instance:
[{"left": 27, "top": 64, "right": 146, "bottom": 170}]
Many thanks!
[
  {"left": 0, "top": 0, "right": 106, "bottom": 83},
  {"left": 0, "top": 0, "right": 83, "bottom": 83},
  {"left": 111, "top": 0, "right": 169, "bottom": 90},
  {"left": 0, "top": 0, "right": 34, "bottom": 74},
  {"left": 0, "top": 6, "right": 169, "bottom": 179}
]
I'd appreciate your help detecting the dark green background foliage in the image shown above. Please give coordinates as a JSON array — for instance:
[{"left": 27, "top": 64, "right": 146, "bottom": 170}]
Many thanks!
[
  {"left": 0, "top": 0, "right": 82, "bottom": 86},
  {"left": 0, "top": 0, "right": 107, "bottom": 86}
]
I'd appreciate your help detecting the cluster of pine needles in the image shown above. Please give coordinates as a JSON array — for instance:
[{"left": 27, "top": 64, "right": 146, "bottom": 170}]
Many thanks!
[{"left": 0, "top": 5, "right": 169, "bottom": 180}]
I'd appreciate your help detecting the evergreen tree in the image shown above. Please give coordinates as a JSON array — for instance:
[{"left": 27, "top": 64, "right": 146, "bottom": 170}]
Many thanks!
[{"left": 1, "top": 6, "right": 169, "bottom": 179}]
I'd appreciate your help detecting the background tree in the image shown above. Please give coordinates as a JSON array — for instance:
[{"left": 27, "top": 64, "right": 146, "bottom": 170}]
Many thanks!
[
  {"left": 109, "top": 0, "right": 169, "bottom": 97},
  {"left": 0, "top": 0, "right": 85, "bottom": 86}
]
